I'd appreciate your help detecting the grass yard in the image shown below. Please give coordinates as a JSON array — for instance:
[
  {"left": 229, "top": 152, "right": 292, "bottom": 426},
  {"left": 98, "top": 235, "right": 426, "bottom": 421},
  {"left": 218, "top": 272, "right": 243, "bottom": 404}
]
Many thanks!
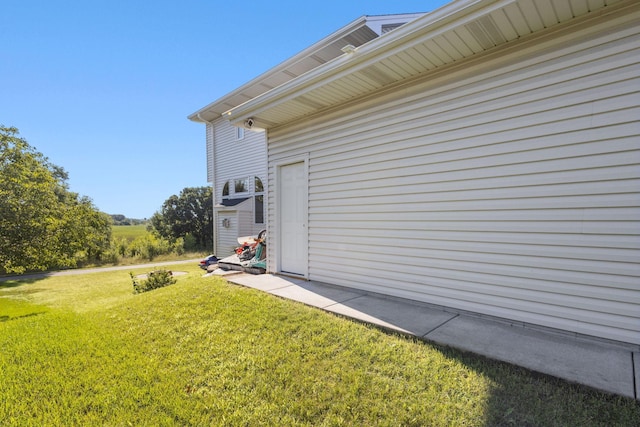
[
  {"left": 1, "top": 266, "right": 638, "bottom": 426},
  {"left": 112, "top": 224, "right": 150, "bottom": 242}
]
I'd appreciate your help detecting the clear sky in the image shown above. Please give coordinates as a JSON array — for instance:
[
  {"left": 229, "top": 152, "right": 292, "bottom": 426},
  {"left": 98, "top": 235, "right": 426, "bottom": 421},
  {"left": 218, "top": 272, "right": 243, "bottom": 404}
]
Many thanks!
[{"left": 2, "top": 0, "right": 449, "bottom": 219}]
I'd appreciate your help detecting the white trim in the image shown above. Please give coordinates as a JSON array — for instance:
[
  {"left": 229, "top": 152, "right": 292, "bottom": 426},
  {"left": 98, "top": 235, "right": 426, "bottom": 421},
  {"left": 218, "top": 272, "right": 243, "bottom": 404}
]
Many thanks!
[
  {"left": 224, "top": 0, "right": 514, "bottom": 122},
  {"left": 224, "top": 0, "right": 631, "bottom": 128},
  {"left": 235, "top": 126, "right": 245, "bottom": 141}
]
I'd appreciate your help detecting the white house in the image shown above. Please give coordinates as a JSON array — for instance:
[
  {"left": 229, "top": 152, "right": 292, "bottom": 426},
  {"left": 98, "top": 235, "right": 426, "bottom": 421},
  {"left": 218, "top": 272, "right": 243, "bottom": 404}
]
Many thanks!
[
  {"left": 189, "top": 13, "right": 425, "bottom": 256},
  {"left": 204, "top": 0, "right": 640, "bottom": 347}
]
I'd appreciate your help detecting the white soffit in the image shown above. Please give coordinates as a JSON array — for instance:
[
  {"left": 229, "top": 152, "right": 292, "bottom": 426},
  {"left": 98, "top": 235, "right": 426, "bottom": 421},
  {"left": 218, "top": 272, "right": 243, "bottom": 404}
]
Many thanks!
[
  {"left": 225, "top": 0, "right": 625, "bottom": 129},
  {"left": 189, "top": 18, "right": 381, "bottom": 122}
]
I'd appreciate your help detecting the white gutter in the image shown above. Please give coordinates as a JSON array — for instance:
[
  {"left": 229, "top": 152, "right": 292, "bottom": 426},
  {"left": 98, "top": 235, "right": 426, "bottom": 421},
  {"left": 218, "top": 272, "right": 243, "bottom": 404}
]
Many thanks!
[
  {"left": 223, "top": 0, "right": 513, "bottom": 125},
  {"left": 187, "top": 15, "right": 374, "bottom": 122}
]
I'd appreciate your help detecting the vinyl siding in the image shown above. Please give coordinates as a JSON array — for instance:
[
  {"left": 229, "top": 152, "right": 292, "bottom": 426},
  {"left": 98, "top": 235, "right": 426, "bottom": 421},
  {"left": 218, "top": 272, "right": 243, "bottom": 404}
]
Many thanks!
[
  {"left": 210, "top": 118, "right": 268, "bottom": 252},
  {"left": 216, "top": 209, "right": 239, "bottom": 256},
  {"left": 238, "top": 209, "right": 255, "bottom": 237},
  {"left": 212, "top": 119, "right": 267, "bottom": 202},
  {"left": 216, "top": 205, "right": 262, "bottom": 256},
  {"left": 205, "top": 123, "right": 214, "bottom": 183},
  {"left": 266, "top": 10, "right": 640, "bottom": 344}
]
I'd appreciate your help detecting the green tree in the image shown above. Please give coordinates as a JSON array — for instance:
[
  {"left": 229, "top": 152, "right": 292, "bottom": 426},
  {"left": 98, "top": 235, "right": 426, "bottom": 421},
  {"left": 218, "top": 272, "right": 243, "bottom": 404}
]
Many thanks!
[
  {"left": 150, "top": 186, "right": 213, "bottom": 251},
  {"left": 0, "top": 125, "right": 112, "bottom": 273}
]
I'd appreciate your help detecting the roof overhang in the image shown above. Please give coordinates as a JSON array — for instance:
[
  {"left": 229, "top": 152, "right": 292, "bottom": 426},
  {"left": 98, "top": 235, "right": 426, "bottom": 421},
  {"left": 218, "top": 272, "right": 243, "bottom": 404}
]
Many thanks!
[
  {"left": 224, "top": 0, "right": 626, "bottom": 130},
  {"left": 188, "top": 16, "right": 382, "bottom": 123}
]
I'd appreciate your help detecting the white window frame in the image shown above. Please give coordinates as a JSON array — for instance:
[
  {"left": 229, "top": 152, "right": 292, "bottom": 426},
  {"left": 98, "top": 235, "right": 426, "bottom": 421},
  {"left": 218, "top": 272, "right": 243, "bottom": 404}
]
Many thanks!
[
  {"left": 254, "top": 176, "right": 265, "bottom": 225},
  {"left": 221, "top": 176, "right": 265, "bottom": 224},
  {"left": 235, "top": 127, "right": 245, "bottom": 141}
]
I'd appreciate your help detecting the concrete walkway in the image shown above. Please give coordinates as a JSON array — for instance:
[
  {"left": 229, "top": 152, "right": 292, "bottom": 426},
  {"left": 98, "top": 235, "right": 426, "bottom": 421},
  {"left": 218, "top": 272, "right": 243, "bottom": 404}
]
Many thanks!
[{"left": 213, "top": 271, "right": 639, "bottom": 400}]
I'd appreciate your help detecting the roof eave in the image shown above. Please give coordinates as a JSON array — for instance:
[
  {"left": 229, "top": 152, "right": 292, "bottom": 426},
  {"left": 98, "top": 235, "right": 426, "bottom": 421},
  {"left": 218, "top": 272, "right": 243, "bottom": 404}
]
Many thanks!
[
  {"left": 187, "top": 15, "right": 375, "bottom": 123},
  {"left": 225, "top": 0, "right": 626, "bottom": 129},
  {"left": 223, "top": 0, "right": 492, "bottom": 127}
]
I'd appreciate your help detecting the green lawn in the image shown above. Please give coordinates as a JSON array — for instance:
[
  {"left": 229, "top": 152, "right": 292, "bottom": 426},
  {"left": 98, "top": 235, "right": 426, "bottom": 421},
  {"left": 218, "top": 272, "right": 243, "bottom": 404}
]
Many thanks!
[
  {"left": 1, "top": 266, "right": 638, "bottom": 426},
  {"left": 112, "top": 224, "right": 150, "bottom": 241}
]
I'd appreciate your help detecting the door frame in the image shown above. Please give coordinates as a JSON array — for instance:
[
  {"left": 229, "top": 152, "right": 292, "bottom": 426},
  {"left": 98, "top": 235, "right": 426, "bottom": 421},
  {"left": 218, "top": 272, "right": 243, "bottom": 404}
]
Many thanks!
[{"left": 274, "top": 154, "right": 309, "bottom": 278}]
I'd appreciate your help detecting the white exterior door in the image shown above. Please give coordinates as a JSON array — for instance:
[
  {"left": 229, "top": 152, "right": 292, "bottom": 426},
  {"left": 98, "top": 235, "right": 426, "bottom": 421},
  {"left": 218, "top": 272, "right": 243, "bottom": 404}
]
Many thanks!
[{"left": 278, "top": 161, "right": 307, "bottom": 276}]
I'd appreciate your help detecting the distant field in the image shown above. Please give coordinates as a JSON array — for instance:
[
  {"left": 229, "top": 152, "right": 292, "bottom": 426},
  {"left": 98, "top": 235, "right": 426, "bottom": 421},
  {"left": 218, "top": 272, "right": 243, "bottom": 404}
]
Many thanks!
[{"left": 112, "top": 224, "right": 149, "bottom": 241}]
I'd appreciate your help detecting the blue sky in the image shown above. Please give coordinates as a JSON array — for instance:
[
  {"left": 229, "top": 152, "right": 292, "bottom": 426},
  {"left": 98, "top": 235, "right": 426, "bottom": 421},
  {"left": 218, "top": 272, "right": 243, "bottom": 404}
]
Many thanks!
[{"left": 2, "top": 0, "right": 448, "bottom": 219}]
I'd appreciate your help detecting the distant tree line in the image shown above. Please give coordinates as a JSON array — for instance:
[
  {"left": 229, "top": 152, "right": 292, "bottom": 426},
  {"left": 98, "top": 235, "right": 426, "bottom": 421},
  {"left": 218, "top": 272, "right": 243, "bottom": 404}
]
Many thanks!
[
  {"left": 1, "top": 125, "right": 213, "bottom": 275},
  {"left": 110, "top": 214, "right": 148, "bottom": 226}
]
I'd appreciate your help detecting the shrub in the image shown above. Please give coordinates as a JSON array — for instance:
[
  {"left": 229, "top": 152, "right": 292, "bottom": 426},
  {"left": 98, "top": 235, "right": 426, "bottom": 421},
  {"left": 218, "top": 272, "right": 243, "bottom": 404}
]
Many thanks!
[
  {"left": 89, "top": 233, "right": 189, "bottom": 267},
  {"left": 98, "top": 237, "right": 127, "bottom": 264},
  {"left": 182, "top": 234, "right": 198, "bottom": 252},
  {"left": 173, "top": 237, "right": 186, "bottom": 255},
  {"left": 113, "top": 237, "right": 129, "bottom": 257},
  {"left": 130, "top": 270, "right": 176, "bottom": 294},
  {"left": 100, "top": 247, "right": 121, "bottom": 265},
  {"left": 127, "top": 234, "right": 173, "bottom": 260}
]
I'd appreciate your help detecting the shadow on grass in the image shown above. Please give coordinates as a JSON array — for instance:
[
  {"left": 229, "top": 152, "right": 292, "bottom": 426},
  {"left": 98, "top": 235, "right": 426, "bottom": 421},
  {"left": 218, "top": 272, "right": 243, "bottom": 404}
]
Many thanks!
[
  {"left": 0, "top": 274, "right": 52, "bottom": 288},
  {"left": 225, "top": 275, "right": 640, "bottom": 425},
  {"left": 0, "top": 311, "right": 48, "bottom": 322},
  {"left": 429, "top": 343, "right": 639, "bottom": 426}
]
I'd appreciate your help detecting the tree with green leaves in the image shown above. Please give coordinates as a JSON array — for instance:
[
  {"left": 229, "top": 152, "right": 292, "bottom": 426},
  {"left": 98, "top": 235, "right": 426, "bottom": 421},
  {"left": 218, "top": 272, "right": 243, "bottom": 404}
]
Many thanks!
[
  {"left": 150, "top": 186, "right": 213, "bottom": 251},
  {"left": 0, "top": 125, "right": 112, "bottom": 274}
]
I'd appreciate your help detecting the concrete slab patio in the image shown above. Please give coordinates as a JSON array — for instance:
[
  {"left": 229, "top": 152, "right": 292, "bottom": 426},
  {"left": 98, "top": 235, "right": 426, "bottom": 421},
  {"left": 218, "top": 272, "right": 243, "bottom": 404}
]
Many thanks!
[{"left": 216, "top": 272, "right": 638, "bottom": 400}]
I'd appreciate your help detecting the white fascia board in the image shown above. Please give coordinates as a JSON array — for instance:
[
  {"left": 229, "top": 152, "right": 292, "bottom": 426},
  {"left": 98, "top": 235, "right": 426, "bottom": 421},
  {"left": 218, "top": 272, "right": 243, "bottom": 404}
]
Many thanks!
[
  {"left": 187, "top": 15, "right": 373, "bottom": 122},
  {"left": 224, "top": 0, "right": 517, "bottom": 125},
  {"left": 364, "top": 12, "right": 427, "bottom": 34}
]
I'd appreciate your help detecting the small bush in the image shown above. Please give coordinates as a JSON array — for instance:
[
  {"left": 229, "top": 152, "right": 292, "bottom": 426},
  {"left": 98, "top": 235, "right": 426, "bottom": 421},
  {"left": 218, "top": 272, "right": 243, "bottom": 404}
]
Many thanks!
[
  {"left": 172, "top": 237, "right": 186, "bottom": 255},
  {"left": 102, "top": 234, "right": 186, "bottom": 265},
  {"left": 182, "top": 233, "right": 198, "bottom": 252},
  {"left": 130, "top": 270, "right": 176, "bottom": 294}
]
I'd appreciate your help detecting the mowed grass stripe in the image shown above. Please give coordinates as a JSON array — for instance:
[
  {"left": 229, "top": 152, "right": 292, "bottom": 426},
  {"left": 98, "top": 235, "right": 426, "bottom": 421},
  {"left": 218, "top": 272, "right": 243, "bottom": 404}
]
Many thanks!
[{"left": 1, "top": 265, "right": 638, "bottom": 426}]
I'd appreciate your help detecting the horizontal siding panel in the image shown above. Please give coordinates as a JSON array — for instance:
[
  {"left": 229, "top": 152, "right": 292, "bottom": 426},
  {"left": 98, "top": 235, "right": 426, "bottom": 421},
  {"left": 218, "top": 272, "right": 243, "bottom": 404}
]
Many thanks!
[
  {"left": 217, "top": 213, "right": 239, "bottom": 256},
  {"left": 310, "top": 243, "right": 639, "bottom": 284},
  {"left": 310, "top": 207, "right": 640, "bottom": 222},
  {"left": 212, "top": 119, "right": 267, "bottom": 256},
  {"left": 238, "top": 211, "right": 254, "bottom": 237},
  {"left": 268, "top": 28, "right": 639, "bottom": 157},
  {"left": 310, "top": 219, "right": 639, "bottom": 235},
  {"left": 213, "top": 121, "right": 267, "bottom": 193},
  {"left": 310, "top": 195, "right": 640, "bottom": 214},
  {"left": 309, "top": 251, "right": 640, "bottom": 309},
  {"left": 205, "top": 123, "right": 214, "bottom": 183},
  {"left": 311, "top": 228, "right": 640, "bottom": 250},
  {"left": 309, "top": 118, "right": 640, "bottom": 181},
  {"left": 311, "top": 165, "right": 640, "bottom": 200},
  {"left": 307, "top": 265, "right": 638, "bottom": 344},
  {"left": 312, "top": 149, "right": 640, "bottom": 190},
  {"left": 304, "top": 103, "right": 639, "bottom": 175},
  {"left": 267, "top": 9, "right": 640, "bottom": 344},
  {"left": 312, "top": 233, "right": 640, "bottom": 265},
  {"left": 308, "top": 98, "right": 640, "bottom": 173}
]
